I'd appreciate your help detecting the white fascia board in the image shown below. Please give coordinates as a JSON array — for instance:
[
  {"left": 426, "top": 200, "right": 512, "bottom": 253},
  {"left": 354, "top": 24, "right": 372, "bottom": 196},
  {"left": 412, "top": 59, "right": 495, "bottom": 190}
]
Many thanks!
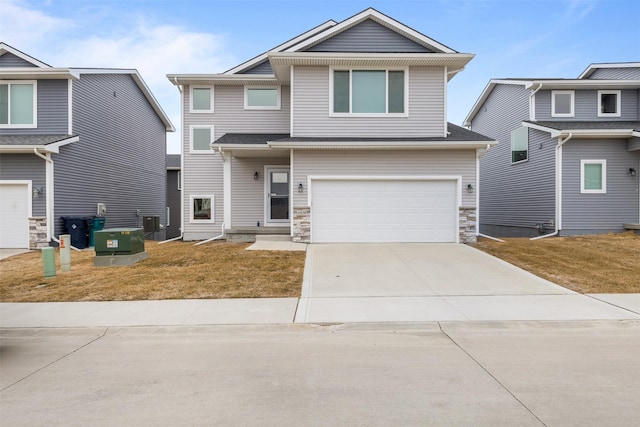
[
  {"left": 284, "top": 8, "right": 456, "bottom": 54},
  {"left": 528, "top": 80, "right": 640, "bottom": 90},
  {"left": 167, "top": 74, "right": 278, "bottom": 86},
  {"left": 463, "top": 80, "right": 529, "bottom": 126},
  {"left": 0, "top": 145, "right": 47, "bottom": 153},
  {"left": 522, "top": 122, "right": 637, "bottom": 139},
  {"left": 578, "top": 62, "right": 640, "bottom": 79},
  {"left": 0, "top": 43, "right": 52, "bottom": 68},
  {"left": 0, "top": 68, "right": 79, "bottom": 79},
  {"left": 268, "top": 140, "right": 496, "bottom": 150},
  {"left": 224, "top": 20, "right": 338, "bottom": 75},
  {"left": 210, "top": 144, "right": 271, "bottom": 150}
]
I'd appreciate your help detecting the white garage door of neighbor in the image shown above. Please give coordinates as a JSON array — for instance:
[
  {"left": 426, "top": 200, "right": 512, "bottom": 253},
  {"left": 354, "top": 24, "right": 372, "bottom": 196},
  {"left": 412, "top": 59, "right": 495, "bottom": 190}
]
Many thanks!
[
  {"left": 0, "top": 184, "right": 30, "bottom": 248},
  {"left": 311, "top": 179, "right": 458, "bottom": 243}
]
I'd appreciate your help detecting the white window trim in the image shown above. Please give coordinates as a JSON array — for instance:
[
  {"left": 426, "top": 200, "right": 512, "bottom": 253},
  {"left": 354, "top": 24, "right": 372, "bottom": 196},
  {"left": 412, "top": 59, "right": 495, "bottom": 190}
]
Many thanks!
[
  {"left": 244, "top": 86, "right": 281, "bottom": 110},
  {"left": 189, "top": 125, "right": 215, "bottom": 154},
  {"left": 177, "top": 171, "right": 182, "bottom": 191},
  {"left": 510, "top": 126, "right": 529, "bottom": 165},
  {"left": 0, "top": 80, "right": 38, "bottom": 128},
  {"left": 328, "top": 67, "right": 409, "bottom": 118},
  {"left": 189, "top": 194, "right": 215, "bottom": 223},
  {"left": 597, "top": 90, "right": 621, "bottom": 117},
  {"left": 189, "top": 86, "right": 214, "bottom": 113},
  {"left": 580, "top": 159, "right": 607, "bottom": 194},
  {"left": 551, "top": 90, "right": 575, "bottom": 118}
]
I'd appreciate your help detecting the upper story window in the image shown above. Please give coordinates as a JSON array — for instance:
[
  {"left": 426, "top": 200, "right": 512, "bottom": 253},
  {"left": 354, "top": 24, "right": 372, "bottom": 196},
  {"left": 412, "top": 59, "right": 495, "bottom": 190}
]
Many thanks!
[
  {"left": 598, "top": 90, "right": 621, "bottom": 117},
  {"left": 581, "top": 160, "right": 606, "bottom": 194},
  {"left": 0, "top": 80, "right": 37, "bottom": 128},
  {"left": 511, "top": 126, "right": 529, "bottom": 164},
  {"left": 190, "top": 125, "right": 214, "bottom": 153},
  {"left": 245, "top": 87, "right": 281, "bottom": 110},
  {"left": 191, "top": 86, "right": 213, "bottom": 113},
  {"left": 331, "top": 68, "right": 407, "bottom": 116},
  {"left": 551, "top": 90, "right": 574, "bottom": 117}
]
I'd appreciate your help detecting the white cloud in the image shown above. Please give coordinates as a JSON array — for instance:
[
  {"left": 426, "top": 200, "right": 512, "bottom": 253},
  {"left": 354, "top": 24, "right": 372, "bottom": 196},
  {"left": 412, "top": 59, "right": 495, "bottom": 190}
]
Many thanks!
[{"left": 0, "top": 0, "right": 72, "bottom": 47}]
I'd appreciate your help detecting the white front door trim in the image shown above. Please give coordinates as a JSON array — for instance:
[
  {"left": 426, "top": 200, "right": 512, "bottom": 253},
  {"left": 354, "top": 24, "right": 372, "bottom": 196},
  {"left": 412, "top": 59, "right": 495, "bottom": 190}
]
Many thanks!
[{"left": 264, "top": 166, "right": 291, "bottom": 226}]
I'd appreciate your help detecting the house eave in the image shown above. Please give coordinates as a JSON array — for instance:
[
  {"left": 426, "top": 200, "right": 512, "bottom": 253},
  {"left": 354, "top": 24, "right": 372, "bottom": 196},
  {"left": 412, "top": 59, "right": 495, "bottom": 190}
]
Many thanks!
[
  {"left": 0, "top": 68, "right": 80, "bottom": 80},
  {"left": 0, "top": 135, "right": 79, "bottom": 154},
  {"left": 522, "top": 122, "right": 638, "bottom": 139},
  {"left": 267, "top": 140, "right": 496, "bottom": 150},
  {"left": 167, "top": 74, "right": 279, "bottom": 86}
]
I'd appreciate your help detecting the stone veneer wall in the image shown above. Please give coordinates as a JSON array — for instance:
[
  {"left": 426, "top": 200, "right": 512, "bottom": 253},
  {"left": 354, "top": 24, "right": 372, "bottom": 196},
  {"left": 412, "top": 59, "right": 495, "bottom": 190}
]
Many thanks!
[
  {"left": 292, "top": 207, "right": 311, "bottom": 243},
  {"left": 29, "top": 217, "right": 49, "bottom": 249},
  {"left": 459, "top": 207, "right": 477, "bottom": 243}
]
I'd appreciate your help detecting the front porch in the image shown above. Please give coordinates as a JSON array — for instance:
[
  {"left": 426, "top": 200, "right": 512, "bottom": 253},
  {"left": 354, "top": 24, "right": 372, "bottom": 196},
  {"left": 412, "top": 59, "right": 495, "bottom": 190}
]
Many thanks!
[{"left": 226, "top": 226, "right": 291, "bottom": 243}]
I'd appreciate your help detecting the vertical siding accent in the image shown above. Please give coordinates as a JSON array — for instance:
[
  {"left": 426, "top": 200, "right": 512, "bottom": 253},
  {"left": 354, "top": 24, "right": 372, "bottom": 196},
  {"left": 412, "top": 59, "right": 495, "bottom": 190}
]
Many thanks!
[
  {"left": 0, "top": 153, "right": 46, "bottom": 216},
  {"left": 306, "top": 20, "right": 432, "bottom": 53},
  {"left": 292, "top": 66, "right": 445, "bottom": 137},
  {"left": 291, "top": 149, "right": 476, "bottom": 208},
  {"left": 0, "top": 53, "right": 38, "bottom": 68},
  {"left": 562, "top": 139, "right": 640, "bottom": 233},
  {"left": 536, "top": 89, "right": 638, "bottom": 121},
  {"left": 1, "top": 80, "right": 68, "bottom": 135},
  {"left": 53, "top": 73, "right": 167, "bottom": 239},
  {"left": 472, "top": 84, "right": 557, "bottom": 234},
  {"left": 231, "top": 157, "right": 289, "bottom": 226},
  {"left": 587, "top": 68, "right": 640, "bottom": 80}
]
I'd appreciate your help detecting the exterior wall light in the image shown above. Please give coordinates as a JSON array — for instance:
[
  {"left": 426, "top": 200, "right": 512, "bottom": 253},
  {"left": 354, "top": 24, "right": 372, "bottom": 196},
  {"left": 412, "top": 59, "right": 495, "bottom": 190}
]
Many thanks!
[
  {"left": 629, "top": 168, "right": 637, "bottom": 177},
  {"left": 298, "top": 183, "right": 304, "bottom": 193},
  {"left": 254, "top": 171, "right": 259, "bottom": 180},
  {"left": 467, "top": 184, "right": 474, "bottom": 193},
  {"left": 32, "top": 186, "right": 44, "bottom": 198}
]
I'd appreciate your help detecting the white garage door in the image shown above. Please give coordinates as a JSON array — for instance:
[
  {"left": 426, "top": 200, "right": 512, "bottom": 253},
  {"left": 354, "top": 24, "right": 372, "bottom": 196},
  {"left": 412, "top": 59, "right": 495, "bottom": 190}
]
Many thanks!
[
  {"left": 311, "top": 179, "right": 458, "bottom": 243},
  {"left": 0, "top": 183, "right": 30, "bottom": 248}
]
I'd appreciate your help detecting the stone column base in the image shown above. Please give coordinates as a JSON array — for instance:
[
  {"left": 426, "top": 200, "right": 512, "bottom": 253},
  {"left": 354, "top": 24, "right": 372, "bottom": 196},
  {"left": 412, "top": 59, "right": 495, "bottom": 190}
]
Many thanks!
[
  {"left": 292, "top": 207, "right": 311, "bottom": 243},
  {"left": 459, "top": 207, "right": 477, "bottom": 243},
  {"left": 29, "top": 217, "right": 49, "bottom": 249}
]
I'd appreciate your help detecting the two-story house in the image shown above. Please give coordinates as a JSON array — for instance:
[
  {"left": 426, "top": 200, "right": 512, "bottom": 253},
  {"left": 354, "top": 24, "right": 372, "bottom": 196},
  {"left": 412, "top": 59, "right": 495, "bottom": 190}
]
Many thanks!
[
  {"left": 168, "top": 8, "right": 494, "bottom": 244},
  {"left": 464, "top": 63, "right": 640, "bottom": 237},
  {"left": 0, "top": 43, "right": 174, "bottom": 249}
]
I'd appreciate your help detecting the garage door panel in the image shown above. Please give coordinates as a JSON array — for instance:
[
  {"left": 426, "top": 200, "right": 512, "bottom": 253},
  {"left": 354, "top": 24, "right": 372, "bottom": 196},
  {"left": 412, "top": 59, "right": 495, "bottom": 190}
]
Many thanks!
[
  {"left": 0, "top": 184, "right": 30, "bottom": 248},
  {"left": 312, "top": 179, "right": 457, "bottom": 243}
]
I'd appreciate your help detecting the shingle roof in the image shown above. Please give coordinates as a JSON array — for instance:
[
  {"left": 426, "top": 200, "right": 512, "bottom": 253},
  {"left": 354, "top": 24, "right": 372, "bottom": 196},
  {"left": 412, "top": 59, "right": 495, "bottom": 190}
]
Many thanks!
[
  {"left": 0, "top": 134, "right": 78, "bottom": 146},
  {"left": 526, "top": 121, "right": 640, "bottom": 132},
  {"left": 214, "top": 124, "right": 492, "bottom": 145}
]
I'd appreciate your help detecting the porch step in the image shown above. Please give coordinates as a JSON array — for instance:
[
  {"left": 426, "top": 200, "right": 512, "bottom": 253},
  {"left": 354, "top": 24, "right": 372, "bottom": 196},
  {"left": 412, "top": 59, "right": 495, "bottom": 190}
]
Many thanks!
[
  {"left": 255, "top": 235, "right": 291, "bottom": 242},
  {"left": 623, "top": 223, "right": 640, "bottom": 230},
  {"left": 226, "top": 227, "right": 291, "bottom": 243}
]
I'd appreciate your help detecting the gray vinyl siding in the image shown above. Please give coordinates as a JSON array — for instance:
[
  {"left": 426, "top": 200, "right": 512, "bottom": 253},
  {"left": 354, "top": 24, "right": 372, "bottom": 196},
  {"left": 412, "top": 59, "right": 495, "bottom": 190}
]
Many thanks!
[
  {"left": 561, "top": 139, "right": 640, "bottom": 233},
  {"left": 1, "top": 79, "right": 68, "bottom": 135},
  {"left": 471, "top": 83, "right": 557, "bottom": 235},
  {"left": 629, "top": 137, "right": 640, "bottom": 151},
  {"left": 306, "top": 20, "right": 432, "bottom": 53},
  {"left": 230, "top": 157, "right": 289, "bottom": 227},
  {"left": 292, "top": 66, "right": 445, "bottom": 137},
  {"left": 52, "top": 73, "right": 167, "bottom": 240},
  {"left": 587, "top": 67, "right": 640, "bottom": 80},
  {"left": 0, "top": 52, "right": 38, "bottom": 68},
  {"left": 535, "top": 89, "right": 638, "bottom": 121},
  {"left": 166, "top": 169, "right": 181, "bottom": 239},
  {"left": 240, "top": 61, "right": 274, "bottom": 75},
  {"left": 0, "top": 153, "right": 46, "bottom": 216},
  {"left": 292, "top": 149, "right": 476, "bottom": 209}
]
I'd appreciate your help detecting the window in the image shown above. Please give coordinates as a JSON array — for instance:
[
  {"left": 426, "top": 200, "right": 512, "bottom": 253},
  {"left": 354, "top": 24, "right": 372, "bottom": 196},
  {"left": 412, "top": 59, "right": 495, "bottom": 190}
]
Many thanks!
[
  {"left": 190, "top": 195, "right": 214, "bottom": 223},
  {"left": 331, "top": 68, "right": 407, "bottom": 115},
  {"left": 191, "top": 87, "right": 213, "bottom": 112},
  {"left": 177, "top": 171, "right": 182, "bottom": 191},
  {"left": 245, "top": 87, "right": 280, "bottom": 110},
  {"left": 511, "top": 126, "right": 529, "bottom": 163},
  {"left": 581, "top": 160, "right": 606, "bottom": 194},
  {"left": 598, "top": 90, "right": 621, "bottom": 117},
  {"left": 0, "top": 81, "right": 37, "bottom": 128},
  {"left": 552, "top": 90, "right": 574, "bottom": 117},
  {"left": 190, "top": 126, "right": 214, "bottom": 153}
]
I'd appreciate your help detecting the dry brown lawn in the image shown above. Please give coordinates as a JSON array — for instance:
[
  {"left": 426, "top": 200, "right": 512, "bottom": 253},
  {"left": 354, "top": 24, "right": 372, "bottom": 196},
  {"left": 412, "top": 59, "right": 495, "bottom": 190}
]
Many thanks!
[
  {"left": 472, "top": 232, "right": 640, "bottom": 294},
  {"left": 0, "top": 241, "right": 305, "bottom": 302}
]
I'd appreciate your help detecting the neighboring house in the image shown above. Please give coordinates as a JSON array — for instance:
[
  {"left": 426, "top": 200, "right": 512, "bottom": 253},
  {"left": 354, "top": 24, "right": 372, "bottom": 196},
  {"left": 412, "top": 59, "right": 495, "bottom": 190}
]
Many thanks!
[
  {"left": 0, "top": 43, "right": 174, "bottom": 249},
  {"left": 166, "top": 154, "right": 181, "bottom": 239},
  {"left": 464, "top": 62, "right": 640, "bottom": 237},
  {"left": 168, "top": 8, "right": 494, "bottom": 244}
]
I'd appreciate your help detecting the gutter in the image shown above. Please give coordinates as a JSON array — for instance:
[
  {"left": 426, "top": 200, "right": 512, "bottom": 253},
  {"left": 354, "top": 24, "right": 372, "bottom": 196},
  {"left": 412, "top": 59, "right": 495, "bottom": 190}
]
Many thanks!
[
  {"left": 530, "top": 132, "right": 573, "bottom": 240},
  {"left": 528, "top": 83, "right": 542, "bottom": 121}
]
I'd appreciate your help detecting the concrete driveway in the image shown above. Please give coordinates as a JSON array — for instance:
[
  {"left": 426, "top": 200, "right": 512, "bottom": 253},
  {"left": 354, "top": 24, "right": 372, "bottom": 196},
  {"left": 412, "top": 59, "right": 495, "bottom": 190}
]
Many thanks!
[{"left": 294, "top": 243, "right": 637, "bottom": 323}]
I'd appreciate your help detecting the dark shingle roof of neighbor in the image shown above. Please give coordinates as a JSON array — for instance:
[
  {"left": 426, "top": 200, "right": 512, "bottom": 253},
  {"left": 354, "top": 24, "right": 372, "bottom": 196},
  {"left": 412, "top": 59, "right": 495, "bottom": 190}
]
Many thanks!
[
  {"left": 166, "top": 154, "right": 181, "bottom": 169},
  {"left": 214, "top": 124, "right": 492, "bottom": 145},
  {"left": 526, "top": 121, "right": 640, "bottom": 132},
  {"left": 0, "top": 134, "right": 77, "bottom": 146}
]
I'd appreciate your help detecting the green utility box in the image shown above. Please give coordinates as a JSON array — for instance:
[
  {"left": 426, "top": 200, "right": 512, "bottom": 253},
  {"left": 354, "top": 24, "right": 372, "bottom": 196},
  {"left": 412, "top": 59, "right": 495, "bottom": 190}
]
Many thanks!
[{"left": 94, "top": 228, "right": 145, "bottom": 256}]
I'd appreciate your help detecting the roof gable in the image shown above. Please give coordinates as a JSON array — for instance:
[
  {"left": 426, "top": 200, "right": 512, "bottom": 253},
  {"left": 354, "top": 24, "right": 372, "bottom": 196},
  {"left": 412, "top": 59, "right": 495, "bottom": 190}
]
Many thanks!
[{"left": 0, "top": 42, "right": 51, "bottom": 68}]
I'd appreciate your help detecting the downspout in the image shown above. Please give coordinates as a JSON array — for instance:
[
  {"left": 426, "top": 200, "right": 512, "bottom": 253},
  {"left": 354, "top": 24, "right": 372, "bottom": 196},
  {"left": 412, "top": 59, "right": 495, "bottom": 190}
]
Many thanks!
[
  {"left": 531, "top": 132, "right": 573, "bottom": 240},
  {"left": 194, "top": 222, "right": 225, "bottom": 246},
  {"left": 529, "top": 83, "right": 542, "bottom": 121}
]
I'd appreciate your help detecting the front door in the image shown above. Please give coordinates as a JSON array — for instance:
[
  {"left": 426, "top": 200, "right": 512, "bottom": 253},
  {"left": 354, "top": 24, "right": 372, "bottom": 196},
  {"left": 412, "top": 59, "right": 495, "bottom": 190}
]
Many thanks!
[{"left": 266, "top": 167, "right": 290, "bottom": 225}]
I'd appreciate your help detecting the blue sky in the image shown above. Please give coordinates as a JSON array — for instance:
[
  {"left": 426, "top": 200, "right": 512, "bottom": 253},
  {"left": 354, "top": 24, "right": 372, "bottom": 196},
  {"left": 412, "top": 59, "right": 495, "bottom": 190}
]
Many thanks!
[{"left": 1, "top": 0, "right": 638, "bottom": 153}]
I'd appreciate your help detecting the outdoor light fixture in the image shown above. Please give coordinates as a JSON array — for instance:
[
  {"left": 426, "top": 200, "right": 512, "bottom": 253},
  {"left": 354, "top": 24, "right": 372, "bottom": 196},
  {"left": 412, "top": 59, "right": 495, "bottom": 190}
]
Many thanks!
[
  {"left": 32, "top": 186, "right": 43, "bottom": 198},
  {"left": 298, "top": 183, "right": 304, "bottom": 193},
  {"left": 629, "top": 168, "right": 637, "bottom": 177},
  {"left": 467, "top": 184, "right": 474, "bottom": 193},
  {"left": 254, "top": 171, "right": 259, "bottom": 180}
]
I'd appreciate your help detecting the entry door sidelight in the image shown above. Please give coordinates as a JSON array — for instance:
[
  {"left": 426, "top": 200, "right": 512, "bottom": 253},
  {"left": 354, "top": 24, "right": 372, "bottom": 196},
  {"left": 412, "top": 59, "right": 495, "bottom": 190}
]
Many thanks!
[{"left": 267, "top": 168, "right": 290, "bottom": 223}]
